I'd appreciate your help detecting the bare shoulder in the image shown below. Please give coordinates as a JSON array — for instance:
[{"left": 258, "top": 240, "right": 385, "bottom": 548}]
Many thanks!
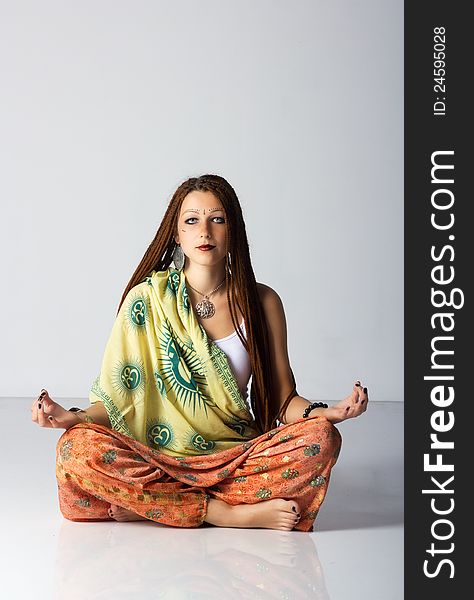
[
  {"left": 256, "top": 282, "right": 285, "bottom": 317},
  {"left": 257, "top": 282, "right": 279, "bottom": 299},
  {"left": 255, "top": 283, "right": 293, "bottom": 408}
]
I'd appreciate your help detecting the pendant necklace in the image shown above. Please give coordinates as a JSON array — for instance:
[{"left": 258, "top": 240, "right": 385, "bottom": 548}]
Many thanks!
[{"left": 186, "top": 276, "right": 226, "bottom": 319}]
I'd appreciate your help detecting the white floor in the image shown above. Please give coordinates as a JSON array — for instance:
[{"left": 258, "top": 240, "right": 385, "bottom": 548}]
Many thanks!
[{"left": 3, "top": 399, "right": 403, "bottom": 600}]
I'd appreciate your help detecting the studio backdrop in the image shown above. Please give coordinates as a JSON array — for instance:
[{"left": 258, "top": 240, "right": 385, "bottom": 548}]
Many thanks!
[{"left": 0, "top": 0, "right": 403, "bottom": 403}]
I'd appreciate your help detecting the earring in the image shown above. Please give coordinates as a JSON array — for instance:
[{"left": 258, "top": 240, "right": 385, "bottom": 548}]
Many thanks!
[{"left": 172, "top": 244, "right": 184, "bottom": 270}]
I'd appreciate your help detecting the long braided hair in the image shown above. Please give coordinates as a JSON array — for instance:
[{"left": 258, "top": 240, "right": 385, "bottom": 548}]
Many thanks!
[{"left": 116, "top": 174, "right": 298, "bottom": 433}]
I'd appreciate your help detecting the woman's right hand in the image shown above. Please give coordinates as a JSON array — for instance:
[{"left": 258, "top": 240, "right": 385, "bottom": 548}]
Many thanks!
[{"left": 31, "top": 389, "right": 80, "bottom": 430}]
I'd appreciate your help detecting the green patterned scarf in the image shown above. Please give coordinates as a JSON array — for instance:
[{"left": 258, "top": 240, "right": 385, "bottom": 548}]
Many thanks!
[{"left": 89, "top": 267, "right": 259, "bottom": 456}]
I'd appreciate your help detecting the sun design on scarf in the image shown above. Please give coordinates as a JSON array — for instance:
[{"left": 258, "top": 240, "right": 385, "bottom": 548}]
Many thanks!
[
  {"left": 112, "top": 357, "right": 147, "bottom": 398},
  {"left": 156, "top": 321, "right": 216, "bottom": 417},
  {"left": 182, "top": 428, "right": 217, "bottom": 453},
  {"left": 166, "top": 270, "right": 191, "bottom": 316},
  {"left": 166, "top": 270, "right": 181, "bottom": 295},
  {"left": 123, "top": 290, "right": 151, "bottom": 333},
  {"left": 225, "top": 416, "right": 252, "bottom": 437},
  {"left": 146, "top": 417, "right": 177, "bottom": 450}
]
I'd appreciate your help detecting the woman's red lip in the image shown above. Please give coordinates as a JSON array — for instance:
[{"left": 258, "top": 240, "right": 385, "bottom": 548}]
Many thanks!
[{"left": 197, "top": 245, "right": 215, "bottom": 249}]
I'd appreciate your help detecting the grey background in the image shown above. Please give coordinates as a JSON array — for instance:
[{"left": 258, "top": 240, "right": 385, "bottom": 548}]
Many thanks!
[{"left": 0, "top": 0, "right": 403, "bottom": 402}]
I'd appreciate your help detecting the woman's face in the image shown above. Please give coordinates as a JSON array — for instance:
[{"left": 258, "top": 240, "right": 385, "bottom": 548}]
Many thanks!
[{"left": 175, "top": 190, "right": 228, "bottom": 269}]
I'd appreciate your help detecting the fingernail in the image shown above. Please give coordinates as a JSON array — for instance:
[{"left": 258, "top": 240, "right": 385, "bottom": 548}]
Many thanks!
[
  {"left": 363, "top": 387, "right": 367, "bottom": 393},
  {"left": 346, "top": 406, "right": 350, "bottom": 411},
  {"left": 38, "top": 403, "right": 42, "bottom": 409},
  {"left": 292, "top": 506, "right": 296, "bottom": 512},
  {"left": 48, "top": 416, "right": 53, "bottom": 421},
  {"left": 355, "top": 382, "right": 361, "bottom": 387}
]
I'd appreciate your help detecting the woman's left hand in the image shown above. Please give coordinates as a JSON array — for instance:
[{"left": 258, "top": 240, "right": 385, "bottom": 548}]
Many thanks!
[{"left": 324, "top": 381, "right": 369, "bottom": 424}]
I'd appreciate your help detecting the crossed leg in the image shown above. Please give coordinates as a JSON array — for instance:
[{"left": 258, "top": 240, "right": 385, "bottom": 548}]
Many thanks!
[{"left": 57, "top": 416, "right": 341, "bottom": 532}]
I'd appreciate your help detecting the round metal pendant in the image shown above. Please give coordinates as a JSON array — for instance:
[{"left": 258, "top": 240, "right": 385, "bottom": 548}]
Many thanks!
[{"left": 195, "top": 299, "right": 215, "bottom": 319}]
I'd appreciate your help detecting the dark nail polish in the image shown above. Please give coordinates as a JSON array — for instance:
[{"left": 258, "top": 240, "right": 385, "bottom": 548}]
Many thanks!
[
  {"left": 355, "top": 383, "right": 361, "bottom": 387},
  {"left": 363, "top": 387, "right": 367, "bottom": 393},
  {"left": 48, "top": 416, "right": 53, "bottom": 420},
  {"left": 292, "top": 506, "right": 296, "bottom": 512},
  {"left": 38, "top": 403, "right": 42, "bottom": 409}
]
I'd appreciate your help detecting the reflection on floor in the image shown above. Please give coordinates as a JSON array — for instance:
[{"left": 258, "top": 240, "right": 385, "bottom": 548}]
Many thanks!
[{"left": 3, "top": 399, "right": 402, "bottom": 599}]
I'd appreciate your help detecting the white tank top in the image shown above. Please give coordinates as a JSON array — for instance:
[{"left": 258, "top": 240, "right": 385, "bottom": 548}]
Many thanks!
[{"left": 212, "top": 320, "right": 252, "bottom": 403}]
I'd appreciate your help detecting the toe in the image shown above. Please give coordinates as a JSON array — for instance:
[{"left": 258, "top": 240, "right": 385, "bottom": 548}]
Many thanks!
[
  {"left": 287, "top": 517, "right": 299, "bottom": 530},
  {"left": 289, "top": 500, "right": 301, "bottom": 515}
]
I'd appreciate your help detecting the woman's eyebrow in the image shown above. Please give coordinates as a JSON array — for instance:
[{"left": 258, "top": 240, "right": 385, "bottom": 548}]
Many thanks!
[{"left": 183, "top": 208, "right": 224, "bottom": 214}]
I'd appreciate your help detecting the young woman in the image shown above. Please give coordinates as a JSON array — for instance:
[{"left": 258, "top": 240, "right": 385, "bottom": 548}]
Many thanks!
[{"left": 31, "top": 174, "right": 368, "bottom": 531}]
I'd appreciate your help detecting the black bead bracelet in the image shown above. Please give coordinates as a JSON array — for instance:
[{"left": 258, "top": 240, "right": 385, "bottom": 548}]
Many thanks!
[{"left": 303, "top": 401, "right": 328, "bottom": 418}]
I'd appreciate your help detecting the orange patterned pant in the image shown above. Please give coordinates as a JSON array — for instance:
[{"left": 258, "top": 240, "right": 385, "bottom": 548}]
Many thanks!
[{"left": 56, "top": 416, "right": 342, "bottom": 532}]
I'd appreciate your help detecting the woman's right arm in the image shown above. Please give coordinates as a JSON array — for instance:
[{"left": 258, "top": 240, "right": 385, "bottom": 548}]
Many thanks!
[{"left": 31, "top": 391, "right": 111, "bottom": 430}]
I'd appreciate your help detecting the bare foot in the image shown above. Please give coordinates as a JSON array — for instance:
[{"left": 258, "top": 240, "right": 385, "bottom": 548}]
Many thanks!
[
  {"left": 204, "top": 498, "right": 301, "bottom": 531},
  {"left": 108, "top": 504, "right": 146, "bottom": 522}
]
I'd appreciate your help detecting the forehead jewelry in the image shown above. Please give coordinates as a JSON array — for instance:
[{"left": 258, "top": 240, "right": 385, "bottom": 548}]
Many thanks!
[{"left": 186, "top": 277, "right": 226, "bottom": 319}]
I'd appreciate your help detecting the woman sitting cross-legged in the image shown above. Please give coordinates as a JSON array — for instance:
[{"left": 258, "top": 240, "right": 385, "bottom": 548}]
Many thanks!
[{"left": 31, "top": 173, "right": 368, "bottom": 532}]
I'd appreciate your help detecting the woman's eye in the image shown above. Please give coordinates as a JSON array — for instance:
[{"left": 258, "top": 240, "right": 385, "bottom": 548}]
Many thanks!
[{"left": 184, "top": 217, "right": 225, "bottom": 224}]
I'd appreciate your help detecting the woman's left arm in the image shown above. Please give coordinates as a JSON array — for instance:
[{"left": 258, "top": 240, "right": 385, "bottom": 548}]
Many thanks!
[{"left": 258, "top": 284, "right": 368, "bottom": 425}]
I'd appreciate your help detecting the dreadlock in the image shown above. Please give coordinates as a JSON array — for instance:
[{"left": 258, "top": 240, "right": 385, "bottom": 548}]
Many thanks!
[{"left": 116, "top": 174, "right": 298, "bottom": 433}]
